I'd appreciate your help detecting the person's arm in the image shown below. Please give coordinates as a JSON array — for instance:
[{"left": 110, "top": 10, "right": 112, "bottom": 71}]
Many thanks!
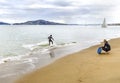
[{"left": 52, "top": 37, "right": 54, "bottom": 40}]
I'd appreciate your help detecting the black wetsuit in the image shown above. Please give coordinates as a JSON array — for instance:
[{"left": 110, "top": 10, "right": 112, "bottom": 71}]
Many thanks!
[
  {"left": 48, "top": 36, "right": 54, "bottom": 45},
  {"left": 102, "top": 42, "right": 111, "bottom": 52}
]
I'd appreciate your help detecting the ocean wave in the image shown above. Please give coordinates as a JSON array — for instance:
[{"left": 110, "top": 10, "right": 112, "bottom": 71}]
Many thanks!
[
  {"left": 0, "top": 41, "right": 78, "bottom": 64},
  {"left": 22, "top": 41, "right": 49, "bottom": 50}
]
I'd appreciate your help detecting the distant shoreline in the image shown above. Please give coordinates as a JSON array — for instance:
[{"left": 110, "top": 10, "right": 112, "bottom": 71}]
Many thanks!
[{"left": 1, "top": 19, "right": 120, "bottom": 26}]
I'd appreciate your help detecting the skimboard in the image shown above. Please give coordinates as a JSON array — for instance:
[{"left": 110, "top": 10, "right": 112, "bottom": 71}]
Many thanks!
[{"left": 97, "top": 47, "right": 102, "bottom": 54}]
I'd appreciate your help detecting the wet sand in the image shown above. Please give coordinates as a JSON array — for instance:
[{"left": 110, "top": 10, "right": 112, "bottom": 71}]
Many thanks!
[{"left": 16, "top": 38, "right": 120, "bottom": 83}]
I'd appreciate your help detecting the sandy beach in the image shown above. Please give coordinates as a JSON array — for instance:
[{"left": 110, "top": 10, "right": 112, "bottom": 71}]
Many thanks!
[{"left": 15, "top": 38, "right": 120, "bottom": 83}]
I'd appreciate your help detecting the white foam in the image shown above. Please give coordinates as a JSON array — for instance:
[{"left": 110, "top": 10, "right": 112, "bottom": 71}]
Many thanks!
[
  {"left": 22, "top": 41, "right": 49, "bottom": 50},
  {"left": 0, "top": 55, "right": 23, "bottom": 64},
  {"left": 22, "top": 44, "right": 35, "bottom": 50},
  {"left": 36, "top": 41, "right": 48, "bottom": 45}
]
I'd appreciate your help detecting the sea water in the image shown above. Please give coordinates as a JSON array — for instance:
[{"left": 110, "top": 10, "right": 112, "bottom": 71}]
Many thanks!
[
  {"left": 0, "top": 25, "right": 120, "bottom": 61},
  {"left": 0, "top": 25, "right": 120, "bottom": 83}
]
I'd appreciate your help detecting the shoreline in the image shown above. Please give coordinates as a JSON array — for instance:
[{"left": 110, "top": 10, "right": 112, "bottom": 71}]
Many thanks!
[{"left": 15, "top": 38, "right": 120, "bottom": 83}]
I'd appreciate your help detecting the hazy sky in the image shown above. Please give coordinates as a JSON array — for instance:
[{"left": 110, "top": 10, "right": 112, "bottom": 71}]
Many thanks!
[{"left": 0, "top": 0, "right": 120, "bottom": 24}]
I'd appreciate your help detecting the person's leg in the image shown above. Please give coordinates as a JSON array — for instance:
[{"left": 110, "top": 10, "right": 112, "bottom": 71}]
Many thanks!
[
  {"left": 102, "top": 47, "right": 107, "bottom": 52},
  {"left": 102, "top": 47, "right": 110, "bottom": 52},
  {"left": 49, "top": 40, "right": 53, "bottom": 46},
  {"left": 106, "top": 48, "right": 110, "bottom": 52},
  {"left": 49, "top": 40, "right": 51, "bottom": 45},
  {"left": 51, "top": 40, "right": 53, "bottom": 44}
]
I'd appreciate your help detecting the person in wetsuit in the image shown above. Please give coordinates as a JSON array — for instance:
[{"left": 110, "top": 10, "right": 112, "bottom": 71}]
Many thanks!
[
  {"left": 101, "top": 39, "right": 111, "bottom": 52},
  {"left": 48, "top": 35, "right": 54, "bottom": 46}
]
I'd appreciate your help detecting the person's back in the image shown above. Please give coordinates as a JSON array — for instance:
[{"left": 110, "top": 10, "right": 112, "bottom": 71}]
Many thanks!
[{"left": 48, "top": 36, "right": 51, "bottom": 40}]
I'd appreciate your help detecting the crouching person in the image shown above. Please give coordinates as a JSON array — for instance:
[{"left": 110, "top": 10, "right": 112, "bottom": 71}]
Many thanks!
[
  {"left": 102, "top": 39, "right": 111, "bottom": 52},
  {"left": 97, "top": 39, "right": 111, "bottom": 54}
]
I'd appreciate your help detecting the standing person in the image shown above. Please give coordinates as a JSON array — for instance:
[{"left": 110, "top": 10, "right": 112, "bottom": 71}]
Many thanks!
[
  {"left": 101, "top": 39, "right": 111, "bottom": 52},
  {"left": 48, "top": 35, "right": 54, "bottom": 46}
]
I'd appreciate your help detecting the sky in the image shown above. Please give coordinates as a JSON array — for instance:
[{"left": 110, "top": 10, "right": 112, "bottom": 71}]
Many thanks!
[{"left": 0, "top": 0, "right": 120, "bottom": 24}]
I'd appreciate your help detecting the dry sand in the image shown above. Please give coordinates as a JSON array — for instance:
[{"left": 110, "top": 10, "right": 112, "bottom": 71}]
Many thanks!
[{"left": 15, "top": 38, "right": 120, "bottom": 83}]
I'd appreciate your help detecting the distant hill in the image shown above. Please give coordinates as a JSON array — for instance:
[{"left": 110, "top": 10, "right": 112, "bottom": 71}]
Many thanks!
[
  {"left": 13, "top": 19, "right": 67, "bottom": 25},
  {"left": 0, "top": 22, "right": 10, "bottom": 25},
  {"left": 108, "top": 23, "right": 120, "bottom": 26}
]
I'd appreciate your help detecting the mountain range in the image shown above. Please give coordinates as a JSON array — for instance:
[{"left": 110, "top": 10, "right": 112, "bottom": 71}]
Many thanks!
[
  {"left": 0, "top": 19, "right": 67, "bottom": 25},
  {"left": 13, "top": 19, "right": 67, "bottom": 25},
  {"left": 0, "top": 22, "right": 10, "bottom": 25}
]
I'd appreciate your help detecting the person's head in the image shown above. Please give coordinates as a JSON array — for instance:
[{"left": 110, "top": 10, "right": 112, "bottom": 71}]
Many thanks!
[
  {"left": 104, "top": 39, "right": 108, "bottom": 43},
  {"left": 50, "top": 35, "right": 52, "bottom": 37}
]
